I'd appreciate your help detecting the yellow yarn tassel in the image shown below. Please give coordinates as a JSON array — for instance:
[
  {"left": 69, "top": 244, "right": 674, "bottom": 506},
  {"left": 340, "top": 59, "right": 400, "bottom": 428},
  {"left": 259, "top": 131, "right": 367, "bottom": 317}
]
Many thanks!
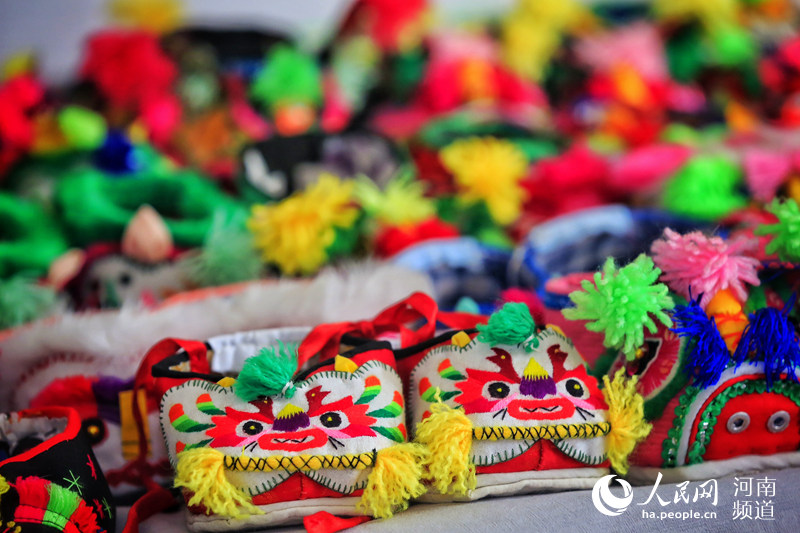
[
  {"left": 174, "top": 448, "right": 261, "bottom": 518},
  {"left": 602, "top": 369, "right": 652, "bottom": 475},
  {"left": 415, "top": 402, "right": 476, "bottom": 495},
  {"left": 358, "top": 443, "right": 429, "bottom": 518}
]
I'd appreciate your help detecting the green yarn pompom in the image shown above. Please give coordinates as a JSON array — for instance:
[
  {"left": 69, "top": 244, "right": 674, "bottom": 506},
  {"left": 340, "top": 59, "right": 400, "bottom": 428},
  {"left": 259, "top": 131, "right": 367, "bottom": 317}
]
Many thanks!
[
  {"left": 0, "top": 277, "right": 59, "bottom": 330},
  {"left": 477, "top": 302, "right": 538, "bottom": 351},
  {"left": 756, "top": 198, "right": 800, "bottom": 262},
  {"left": 250, "top": 45, "right": 322, "bottom": 109},
  {"left": 563, "top": 255, "right": 675, "bottom": 361},
  {"left": 663, "top": 156, "right": 746, "bottom": 221},
  {"left": 58, "top": 106, "right": 107, "bottom": 150},
  {"left": 185, "top": 213, "right": 263, "bottom": 287},
  {"left": 234, "top": 341, "right": 299, "bottom": 402}
]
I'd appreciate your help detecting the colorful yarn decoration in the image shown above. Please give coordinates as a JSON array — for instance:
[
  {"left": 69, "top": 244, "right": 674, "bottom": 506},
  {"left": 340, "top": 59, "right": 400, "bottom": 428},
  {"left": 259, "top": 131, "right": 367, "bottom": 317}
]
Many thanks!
[
  {"left": 250, "top": 45, "right": 322, "bottom": 111},
  {"left": 755, "top": 198, "right": 800, "bottom": 262},
  {"left": 174, "top": 448, "right": 260, "bottom": 519},
  {"left": 57, "top": 106, "right": 107, "bottom": 150},
  {"left": 80, "top": 30, "right": 177, "bottom": 111},
  {"left": 108, "top": 0, "right": 184, "bottom": 34},
  {"left": 563, "top": 255, "right": 675, "bottom": 361},
  {"left": 651, "top": 228, "right": 761, "bottom": 309},
  {"left": 602, "top": 369, "right": 651, "bottom": 475},
  {"left": 476, "top": 302, "right": 538, "bottom": 352},
  {"left": 414, "top": 402, "right": 476, "bottom": 496},
  {"left": 247, "top": 174, "right": 360, "bottom": 275},
  {"left": 185, "top": 213, "right": 262, "bottom": 287},
  {"left": 234, "top": 341, "right": 299, "bottom": 402},
  {"left": 742, "top": 148, "right": 791, "bottom": 203},
  {"left": 358, "top": 443, "right": 429, "bottom": 518},
  {"left": 10, "top": 476, "right": 100, "bottom": 533},
  {"left": 354, "top": 172, "right": 435, "bottom": 227},
  {"left": 733, "top": 298, "right": 800, "bottom": 390},
  {"left": 0, "top": 277, "right": 58, "bottom": 330},
  {"left": 439, "top": 137, "right": 528, "bottom": 226},
  {"left": 662, "top": 155, "right": 747, "bottom": 221},
  {"left": 671, "top": 297, "right": 731, "bottom": 389}
]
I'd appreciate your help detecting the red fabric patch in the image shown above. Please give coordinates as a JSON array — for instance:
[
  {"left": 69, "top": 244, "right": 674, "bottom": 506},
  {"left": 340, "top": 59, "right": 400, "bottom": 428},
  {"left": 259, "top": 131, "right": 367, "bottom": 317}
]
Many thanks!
[{"left": 250, "top": 473, "right": 364, "bottom": 506}]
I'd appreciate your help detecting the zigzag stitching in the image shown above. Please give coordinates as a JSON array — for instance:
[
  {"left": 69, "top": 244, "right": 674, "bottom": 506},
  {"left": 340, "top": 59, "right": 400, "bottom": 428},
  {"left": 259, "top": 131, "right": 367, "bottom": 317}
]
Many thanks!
[
  {"left": 223, "top": 450, "right": 378, "bottom": 472},
  {"left": 472, "top": 422, "right": 611, "bottom": 441}
]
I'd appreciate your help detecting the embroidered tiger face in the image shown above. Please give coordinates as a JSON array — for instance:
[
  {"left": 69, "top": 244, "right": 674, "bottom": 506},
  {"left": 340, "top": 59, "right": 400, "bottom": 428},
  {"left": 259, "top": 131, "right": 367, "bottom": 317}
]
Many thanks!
[
  {"left": 160, "top": 360, "right": 405, "bottom": 495},
  {"left": 202, "top": 384, "right": 388, "bottom": 453},
  {"left": 410, "top": 329, "right": 610, "bottom": 467}
]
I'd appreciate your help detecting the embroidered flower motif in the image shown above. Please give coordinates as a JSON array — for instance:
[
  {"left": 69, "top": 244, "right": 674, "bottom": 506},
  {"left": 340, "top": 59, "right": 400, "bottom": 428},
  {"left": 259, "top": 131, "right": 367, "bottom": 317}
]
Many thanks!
[{"left": 247, "top": 174, "right": 359, "bottom": 275}]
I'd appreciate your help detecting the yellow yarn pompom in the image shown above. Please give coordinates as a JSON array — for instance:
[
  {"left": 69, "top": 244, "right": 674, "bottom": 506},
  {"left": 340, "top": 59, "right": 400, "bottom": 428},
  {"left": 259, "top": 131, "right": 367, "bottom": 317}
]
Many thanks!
[
  {"left": 359, "top": 443, "right": 429, "bottom": 518},
  {"left": 247, "top": 174, "right": 359, "bottom": 275},
  {"left": 415, "top": 402, "right": 476, "bottom": 495},
  {"left": 602, "top": 369, "right": 652, "bottom": 475},
  {"left": 108, "top": 0, "right": 183, "bottom": 34},
  {"left": 354, "top": 173, "right": 435, "bottom": 227},
  {"left": 440, "top": 137, "right": 528, "bottom": 226},
  {"left": 174, "top": 448, "right": 261, "bottom": 518}
]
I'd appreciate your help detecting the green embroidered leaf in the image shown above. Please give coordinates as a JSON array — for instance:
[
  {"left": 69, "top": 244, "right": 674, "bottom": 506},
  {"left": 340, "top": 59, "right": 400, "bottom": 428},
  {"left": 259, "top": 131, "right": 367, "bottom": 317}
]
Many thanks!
[
  {"left": 372, "top": 426, "right": 404, "bottom": 443},
  {"left": 368, "top": 402, "right": 402, "bottom": 419},
  {"left": 171, "top": 414, "right": 214, "bottom": 433}
]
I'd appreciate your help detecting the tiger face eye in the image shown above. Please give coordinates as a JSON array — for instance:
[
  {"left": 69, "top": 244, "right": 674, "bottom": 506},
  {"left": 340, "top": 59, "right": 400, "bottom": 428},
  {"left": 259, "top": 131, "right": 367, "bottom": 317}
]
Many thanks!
[
  {"left": 320, "top": 412, "right": 342, "bottom": 428},
  {"left": 242, "top": 421, "right": 264, "bottom": 436},
  {"left": 566, "top": 379, "right": 584, "bottom": 398},
  {"left": 488, "top": 382, "right": 510, "bottom": 399}
]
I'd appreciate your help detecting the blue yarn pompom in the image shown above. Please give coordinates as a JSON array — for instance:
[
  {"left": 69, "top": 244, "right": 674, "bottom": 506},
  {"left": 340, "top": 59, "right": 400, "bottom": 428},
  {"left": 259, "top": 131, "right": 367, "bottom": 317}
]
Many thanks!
[
  {"left": 733, "top": 297, "right": 800, "bottom": 390},
  {"left": 671, "top": 297, "right": 730, "bottom": 389}
]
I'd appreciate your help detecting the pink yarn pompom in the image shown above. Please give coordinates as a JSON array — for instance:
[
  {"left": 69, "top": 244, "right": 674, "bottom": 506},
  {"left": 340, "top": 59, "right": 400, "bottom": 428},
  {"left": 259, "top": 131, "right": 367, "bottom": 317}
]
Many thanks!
[
  {"left": 575, "top": 22, "right": 668, "bottom": 82},
  {"left": 651, "top": 228, "right": 761, "bottom": 308},
  {"left": 610, "top": 143, "right": 691, "bottom": 192},
  {"left": 743, "top": 148, "right": 791, "bottom": 202}
]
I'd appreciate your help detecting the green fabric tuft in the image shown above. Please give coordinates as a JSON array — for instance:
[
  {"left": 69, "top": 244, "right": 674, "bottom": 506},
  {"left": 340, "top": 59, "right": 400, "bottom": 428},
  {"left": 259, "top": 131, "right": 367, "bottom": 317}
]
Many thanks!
[
  {"left": 184, "top": 212, "right": 262, "bottom": 287},
  {"left": 755, "top": 198, "right": 800, "bottom": 262},
  {"left": 662, "top": 155, "right": 746, "bottom": 221},
  {"left": 563, "top": 255, "right": 674, "bottom": 361},
  {"left": 234, "top": 341, "right": 299, "bottom": 402},
  {"left": 46, "top": 480, "right": 81, "bottom": 518},
  {"left": 477, "top": 302, "right": 537, "bottom": 351},
  {"left": 250, "top": 45, "right": 322, "bottom": 109},
  {"left": 0, "top": 277, "right": 59, "bottom": 330}
]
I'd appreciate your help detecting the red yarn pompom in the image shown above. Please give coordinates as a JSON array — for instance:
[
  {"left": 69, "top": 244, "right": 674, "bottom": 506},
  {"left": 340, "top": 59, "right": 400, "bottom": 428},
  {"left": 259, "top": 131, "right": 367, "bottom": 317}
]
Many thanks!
[
  {"left": 375, "top": 217, "right": 460, "bottom": 257},
  {"left": 81, "top": 30, "right": 177, "bottom": 110}
]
